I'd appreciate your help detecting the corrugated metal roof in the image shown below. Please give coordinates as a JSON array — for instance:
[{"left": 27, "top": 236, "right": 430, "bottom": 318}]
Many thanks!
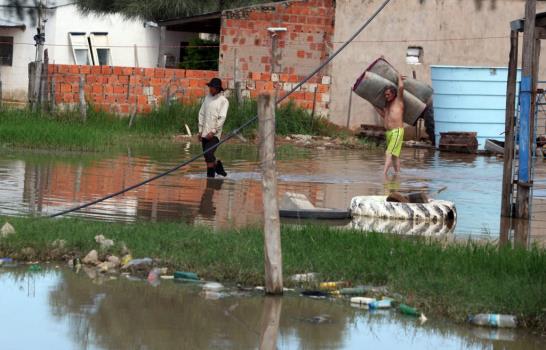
[{"left": 0, "top": 18, "right": 26, "bottom": 29}]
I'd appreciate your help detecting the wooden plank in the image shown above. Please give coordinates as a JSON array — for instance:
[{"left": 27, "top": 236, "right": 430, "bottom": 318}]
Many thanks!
[
  {"left": 258, "top": 93, "right": 283, "bottom": 295},
  {"left": 501, "top": 30, "right": 520, "bottom": 217},
  {"left": 516, "top": 0, "right": 537, "bottom": 220}
]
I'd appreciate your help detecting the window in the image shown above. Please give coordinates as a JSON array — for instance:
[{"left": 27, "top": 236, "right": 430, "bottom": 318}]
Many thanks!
[
  {"left": 406, "top": 46, "right": 423, "bottom": 65},
  {"left": 0, "top": 36, "right": 14, "bottom": 66},
  {"left": 89, "top": 33, "right": 111, "bottom": 66},
  {"left": 69, "top": 33, "right": 91, "bottom": 65}
]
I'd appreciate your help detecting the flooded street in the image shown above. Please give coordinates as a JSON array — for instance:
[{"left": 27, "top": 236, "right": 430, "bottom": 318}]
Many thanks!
[
  {"left": 1, "top": 267, "right": 544, "bottom": 350},
  {"left": 0, "top": 143, "right": 545, "bottom": 243}
]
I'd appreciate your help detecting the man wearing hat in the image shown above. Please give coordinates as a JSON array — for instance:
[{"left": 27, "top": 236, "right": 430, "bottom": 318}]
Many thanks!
[{"left": 198, "top": 77, "right": 229, "bottom": 178}]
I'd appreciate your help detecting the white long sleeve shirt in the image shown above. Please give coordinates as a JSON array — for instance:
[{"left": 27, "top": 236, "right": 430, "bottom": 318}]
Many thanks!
[{"left": 198, "top": 93, "right": 229, "bottom": 139}]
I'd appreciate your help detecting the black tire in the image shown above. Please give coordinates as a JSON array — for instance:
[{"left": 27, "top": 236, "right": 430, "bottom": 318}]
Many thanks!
[{"left": 421, "top": 104, "right": 436, "bottom": 145}]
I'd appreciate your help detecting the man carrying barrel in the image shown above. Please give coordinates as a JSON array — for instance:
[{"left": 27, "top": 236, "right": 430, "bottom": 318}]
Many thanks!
[{"left": 375, "top": 73, "right": 406, "bottom": 176}]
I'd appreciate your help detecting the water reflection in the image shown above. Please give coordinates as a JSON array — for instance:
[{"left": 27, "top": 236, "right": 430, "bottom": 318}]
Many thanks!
[
  {"left": 0, "top": 145, "right": 545, "bottom": 244},
  {"left": 1, "top": 268, "right": 544, "bottom": 350}
]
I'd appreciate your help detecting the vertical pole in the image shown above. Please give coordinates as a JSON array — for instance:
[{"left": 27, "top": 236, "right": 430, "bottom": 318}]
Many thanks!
[
  {"left": 0, "top": 80, "right": 3, "bottom": 109},
  {"left": 235, "top": 81, "right": 243, "bottom": 105},
  {"left": 531, "top": 39, "right": 541, "bottom": 152},
  {"left": 49, "top": 77, "right": 55, "bottom": 112},
  {"left": 346, "top": 88, "right": 353, "bottom": 128},
  {"left": 311, "top": 87, "right": 318, "bottom": 119},
  {"left": 258, "top": 93, "right": 283, "bottom": 295},
  {"left": 157, "top": 26, "right": 166, "bottom": 68},
  {"left": 516, "top": 0, "right": 536, "bottom": 219},
  {"left": 258, "top": 297, "right": 282, "bottom": 350},
  {"left": 134, "top": 44, "right": 139, "bottom": 68},
  {"left": 501, "top": 30, "right": 520, "bottom": 218},
  {"left": 79, "top": 74, "right": 87, "bottom": 122}
]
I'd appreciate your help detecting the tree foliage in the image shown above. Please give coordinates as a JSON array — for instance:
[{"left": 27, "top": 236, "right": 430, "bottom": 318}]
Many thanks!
[
  {"left": 178, "top": 38, "right": 219, "bottom": 71},
  {"left": 75, "top": 0, "right": 280, "bottom": 21}
]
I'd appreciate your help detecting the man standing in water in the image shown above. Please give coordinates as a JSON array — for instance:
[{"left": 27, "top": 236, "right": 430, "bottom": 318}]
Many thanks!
[
  {"left": 198, "top": 78, "right": 229, "bottom": 178},
  {"left": 375, "top": 74, "right": 405, "bottom": 176}
]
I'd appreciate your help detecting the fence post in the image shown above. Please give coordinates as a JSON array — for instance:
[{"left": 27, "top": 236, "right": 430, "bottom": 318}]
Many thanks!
[
  {"left": 49, "top": 77, "right": 55, "bottom": 112},
  {"left": 79, "top": 74, "right": 87, "bottom": 122},
  {"left": 258, "top": 93, "right": 283, "bottom": 295}
]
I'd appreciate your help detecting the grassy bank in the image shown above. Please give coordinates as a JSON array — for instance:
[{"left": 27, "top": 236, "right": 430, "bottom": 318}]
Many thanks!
[
  {"left": 1, "top": 217, "right": 545, "bottom": 331},
  {"left": 0, "top": 100, "right": 344, "bottom": 151}
]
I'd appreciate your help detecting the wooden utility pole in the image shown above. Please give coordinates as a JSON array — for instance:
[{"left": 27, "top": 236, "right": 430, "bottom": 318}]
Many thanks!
[
  {"left": 501, "top": 30, "right": 520, "bottom": 217},
  {"left": 516, "top": 0, "right": 537, "bottom": 219},
  {"left": 157, "top": 26, "right": 166, "bottom": 68},
  {"left": 258, "top": 93, "right": 283, "bottom": 295},
  {"left": 259, "top": 297, "right": 282, "bottom": 350}
]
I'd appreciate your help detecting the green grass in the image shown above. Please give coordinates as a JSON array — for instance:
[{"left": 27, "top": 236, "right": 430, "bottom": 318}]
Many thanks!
[
  {"left": 1, "top": 217, "right": 545, "bottom": 331},
  {"left": 0, "top": 100, "right": 343, "bottom": 151}
]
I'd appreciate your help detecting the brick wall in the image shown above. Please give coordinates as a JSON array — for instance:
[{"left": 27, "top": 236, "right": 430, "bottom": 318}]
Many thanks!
[{"left": 47, "top": 64, "right": 331, "bottom": 115}]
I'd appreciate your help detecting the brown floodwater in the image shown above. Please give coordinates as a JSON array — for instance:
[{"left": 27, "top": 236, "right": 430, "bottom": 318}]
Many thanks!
[
  {"left": 0, "top": 143, "right": 545, "bottom": 244},
  {"left": 1, "top": 266, "right": 544, "bottom": 350}
]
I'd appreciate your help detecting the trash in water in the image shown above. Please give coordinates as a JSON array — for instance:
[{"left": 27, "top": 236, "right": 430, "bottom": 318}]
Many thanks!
[
  {"left": 121, "top": 254, "right": 133, "bottom": 266},
  {"left": 147, "top": 268, "right": 161, "bottom": 287},
  {"left": 301, "top": 290, "right": 329, "bottom": 298},
  {"left": 202, "top": 290, "right": 223, "bottom": 300},
  {"left": 290, "top": 272, "right": 319, "bottom": 283},
  {"left": 0, "top": 257, "right": 14, "bottom": 265},
  {"left": 203, "top": 282, "right": 224, "bottom": 292},
  {"left": 27, "top": 264, "right": 42, "bottom": 272},
  {"left": 399, "top": 304, "right": 420, "bottom": 317},
  {"left": 82, "top": 250, "right": 99, "bottom": 265},
  {"left": 305, "top": 314, "right": 332, "bottom": 324},
  {"left": 173, "top": 271, "right": 200, "bottom": 281},
  {"left": 419, "top": 313, "right": 428, "bottom": 325},
  {"left": 468, "top": 314, "right": 517, "bottom": 329},
  {"left": 255, "top": 286, "right": 265, "bottom": 291},
  {"left": 123, "top": 257, "right": 153, "bottom": 269},
  {"left": 369, "top": 299, "right": 392, "bottom": 309},
  {"left": 320, "top": 281, "right": 350, "bottom": 290},
  {"left": 337, "top": 286, "right": 367, "bottom": 295},
  {"left": 350, "top": 297, "right": 376, "bottom": 305},
  {"left": 160, "top": 275, "right": 174, "bottom": 280}
]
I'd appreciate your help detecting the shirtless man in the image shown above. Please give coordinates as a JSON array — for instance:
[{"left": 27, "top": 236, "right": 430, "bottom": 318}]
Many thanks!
[{"left": 375, "top": 74, "right": 405, "bottom": 176}]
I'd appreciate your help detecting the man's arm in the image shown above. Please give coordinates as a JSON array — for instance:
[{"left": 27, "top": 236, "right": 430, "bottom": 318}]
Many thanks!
[
  {"left": 198, "top": 100, "right": 205, "bottom": 140},
  {"left": 397, "top": 74, "right": 405, "bottom": 99},
  {"left": 374, "top": 106, "right": 385, "bottom": 118}
]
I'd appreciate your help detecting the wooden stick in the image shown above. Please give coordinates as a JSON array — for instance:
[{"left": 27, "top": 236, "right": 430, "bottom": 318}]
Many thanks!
[
  {"left": 501, "top": 30, "right": 519, "bottom": 217},
  {"left": 258, "top": 93, "right": 283, "bottom": 295}
]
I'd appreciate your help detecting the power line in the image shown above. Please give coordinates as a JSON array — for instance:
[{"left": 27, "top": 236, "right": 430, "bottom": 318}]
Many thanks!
[{"left": 49, "top": 0, "right": 393, "bottom": 218}]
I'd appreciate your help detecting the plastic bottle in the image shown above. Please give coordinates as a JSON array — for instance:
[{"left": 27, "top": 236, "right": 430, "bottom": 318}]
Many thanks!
[
  {"left": 350, "top": 297, "right": 376, "bottom": 305},
  {"left": 320, "top": 281, "right": 349, "bottom": 290},
  {"left": 339, "top": 287, "right": 367, "bottom": 295},
  {"left": 174, "top": 271, "right": 200, "bottom": 281},
  {"left": 469, "top": 314, "right": 517, "bottom": 328},
  {"left": 369, "top": 299, "right": 392, "bottom": 309},
  {"left": 399, "top": 304, "right": 420, "bottom": 317}
]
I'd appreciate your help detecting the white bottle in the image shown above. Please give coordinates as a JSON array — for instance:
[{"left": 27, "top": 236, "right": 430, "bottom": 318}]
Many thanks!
[{"left": 469, "top": 314, "right": 517, "bottom": 328}]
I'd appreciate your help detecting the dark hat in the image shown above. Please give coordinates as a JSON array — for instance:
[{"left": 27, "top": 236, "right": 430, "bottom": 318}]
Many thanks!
[{"left": 206, "top": 78, "right": 224, "bottom": 91}]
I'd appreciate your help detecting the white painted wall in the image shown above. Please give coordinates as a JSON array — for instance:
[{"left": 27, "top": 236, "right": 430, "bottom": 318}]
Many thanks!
[{"left": 0, "top": 1, "right": 196, "bottom": 101}]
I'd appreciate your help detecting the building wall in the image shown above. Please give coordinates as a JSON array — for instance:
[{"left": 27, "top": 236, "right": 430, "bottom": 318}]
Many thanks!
[
  {"left": 0, "top": 2, "right": 195, "bottom": 102},
  {"left": 218, "top": 0, "right": 335, "bottom": 114},
  {"left": 48, "top": 63, "right": 331, "bottom": 114},
  {"left": 330, "top": 0, "right": 546, "bottom": 129}
]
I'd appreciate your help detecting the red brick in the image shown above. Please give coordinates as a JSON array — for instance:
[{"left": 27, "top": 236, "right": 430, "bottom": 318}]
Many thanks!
[
  {"left": 122, "top": 67, "right": 133, "bottom": 76},
  {"left": 164, "top": 69, "right": 176, "bottom": 78},
  {"left": 317, "top": 84, "right": 329, "bottom": 93},
  {"left": 260, "top": 73, "right": 270, "bottom": 81},
  {"left": 113, "top": 66, "right": 123, "bottom": 75},
  {"left": 250, "top": 72, "right": 261, "bottom": 81},
  {"left": 304, "top": 92, "right": 315, "bottom": 101},
  {"left": 189, "top": 79, "right": 202, "bottom": 88},
  {"left": 79, "top": 65, "right": 91, "bottom": 74},
  {"left": 154, "top": 69, "right": 166, "bottom": 78},
  {"left": 92, "top": 85, "right": 102, "bottom": 94},
  {"left": 175, "top": 69, "right": 186, "bottom": 78},
  {"left": 114, "top": 86, "right": 126, "bottom": 94},
  {"left": 60, "top": 84, "right": 72, "bottom": 93},
  {"left": 118, "top": 75, "right": 128, "bottom": 84},
  {"left": 90, "top": 66, "right": 101, "bottom": 75},
  {"left": 144, "top": 68, "right": 155, "bottom": 77},
  {"left": 120, "top": 104, "right": 130, "bottom": 114},
  {"left": 104, "top": 85, "right": 113, "bottom": 94},
  {"left": 101, "top": 66, "right": 112, "bottom": 75},
  {"left": 138, "top": 95, "right": 147, "bottom": 105},
  {"left": 297, "top": 50, "right": 305, "bottom": 58},
  {"left": 63, "top": 93, "right": 74, "bottom": 103}
]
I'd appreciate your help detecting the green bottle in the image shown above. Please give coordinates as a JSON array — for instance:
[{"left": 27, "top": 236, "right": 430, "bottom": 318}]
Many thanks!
[
  {"left": 174, "top": 271, "right": 199, "bottom": 281},
  {"left": 399, "top": 304, "right": 420, "bottom": 317}
]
